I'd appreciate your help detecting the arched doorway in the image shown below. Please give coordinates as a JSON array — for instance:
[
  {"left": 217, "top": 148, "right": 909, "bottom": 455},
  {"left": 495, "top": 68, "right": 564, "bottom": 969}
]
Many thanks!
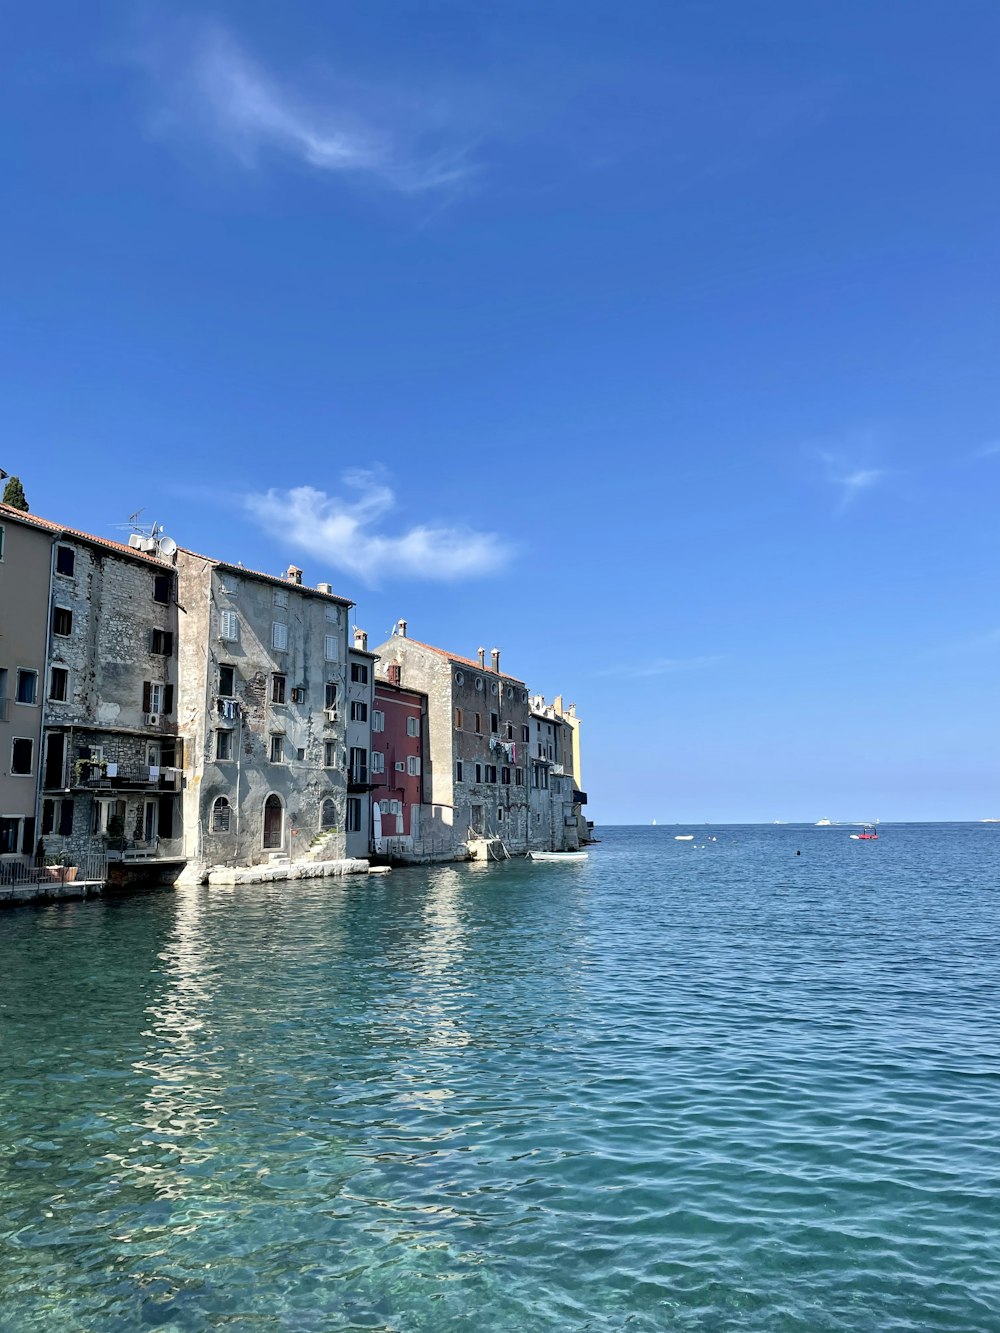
[{"left": 263, "top": 794, "right": 284, "bottom": 850}]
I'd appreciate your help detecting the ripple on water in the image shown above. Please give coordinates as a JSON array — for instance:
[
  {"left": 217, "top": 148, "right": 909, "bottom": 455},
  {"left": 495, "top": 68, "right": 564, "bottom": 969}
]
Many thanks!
[{"left": 1, "top": 825, "right": 999, "bottom": 1331}]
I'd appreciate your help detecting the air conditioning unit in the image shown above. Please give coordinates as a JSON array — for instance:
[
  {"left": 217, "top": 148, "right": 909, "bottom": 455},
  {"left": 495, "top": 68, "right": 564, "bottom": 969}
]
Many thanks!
[
  {"left": 145, "top": 712, "right": 160, "bottom": 726},
  {"left": 324, "top": 708, "right": 339, "bottom": 723},
  {"left": 395, "top": 761, "right": 405, "bottom": 772}
]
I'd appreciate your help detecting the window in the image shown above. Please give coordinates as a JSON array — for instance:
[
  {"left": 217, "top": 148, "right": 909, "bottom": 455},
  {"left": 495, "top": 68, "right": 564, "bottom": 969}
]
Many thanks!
[
  {"left": 150, "top": 629, "right": 174, "bottom": 655},
  {"left": 211, "top": 797, "right": 231, "bottom": 833},
  {"left": 291, "top": 687, "right": 306, "bottom": 704},
  {"left": 497, "top": 806, "right": 504, "bottom": 822},
  {"left": 49, "top": 666, "right": 69, "bottom": 702},
  {"left": 349, "top": 747, "right": 368, "bottom": 783},
  {"left": 216, "top": 730, "right": 233, "bottom": 761},
  {"left": 372, "top": 710, "right": 385, "bottom": 733},
  {"left": 16, "top": 670, "right": 38, "bottom": 705},
  {"left": 346, "top": 797, "right": 362, "bottom": 833},
  {"left": 325, "top": 604, "right": 338, "bottom": 624},
  {"left": 153, "top": 574, "right": 172, "bottom": 605},
  {"left": 273, "top": 587, "right": 289, "bottom": 608},
  {"left": 475, "top": 763, "right": 482, "bottom": 783},
  {"left": 406, "top": 716, "right": 420, "bottom": 737},
  {"left": 490, "top": 712, "right": 498, "bottom": 734},
  {"left": 454, "top": 707, "right": 463, "bottom": 729},
  {"left": 52, "top": 607, "right": 72, "bottom": 637},
  {"left": 324, "top": 741, "right": 338, "bottom": 768},
  {"left": 325, "top": 681, "right": 339, "bottom": 709},
  {"left": 456, "top": 760, "right": 464, "bottom": 782},
  {"left": 272, "top": 622, "right": 288, "bottom": 652},
  {"left": 270, "top": 734, "right": 285, "bottom": 763},
  {"left": 454, "top": 669, "right": 464, "bottom": 684},
  {"left": 475, "top": 713, "right": 482, "bottom": 734},
  {"left": 521, "top": 725, "right": 530, "bottom": 743},
  {"left": 296, "top": 747, "right": 305, "bottom": 761},
  {"left": 515, "top": 768, "right": 524, "bottom": 786},
  {"left": 59, "top": 800, "right": 73, "bottom": 836},
  {"left": 324, "top": 635, "right": 338, "bottom": 662},
  {"left": 11, "top": 738, "right": 33, "bottom": 775},
  {"left": 321, "top": 798, "right": 337, "bottom": 829},
  {"left": 55, "top": 545, "right": 75, "bottom": 576},
  {"left": 485, "top": 764, "right": 497, "bottom": 784},
  {"left": 42, "top": 800, "right": 54, "bottom": 835},
  {"left": 475, "top": 677, "right": 483, "bottom": 692},
  {"left": 371, "top": 750, "right": 385, "bottom": 774},
  {"left": 501, "top": 766, "right": 510, "bottom": 785},
  {"left": 504, "top": 722, "right": 514, "bottom": 740},
  {"left": 351, "top": 662, "right": 369, "bottom": 685},
  {"left": 219, "top": 611, "right": 239, "bottom": 641},
  {"left": 350, "top": 701, "right": 368, "bottom": 722},
  {"left": 0, "top": 818, "right": 18, "bottom": 854},
  {"left": 142, "top": 682, "right": 174, "bottom": 714},
  {"left": 271, "top": 674, "right": 286, "bottom": 705},
  {"left": 491, "top": 682, "right": 498, "bottom": 696},
  {"left": 407, "top": 755, "right": 420, "bottom": 777},
  {"left": 219, "top": 665, "right": 235, "bottom": 696}
]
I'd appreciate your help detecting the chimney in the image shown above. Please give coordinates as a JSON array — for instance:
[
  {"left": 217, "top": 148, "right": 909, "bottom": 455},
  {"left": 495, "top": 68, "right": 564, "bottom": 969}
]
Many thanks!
[
  {"left": 286, "top": 565, "right": 303, "bottom": 585},
  {"left": 353, "top": 627, "right": 368, "bottom": 652},
  {"left": 477, "top": 647, "right": 485, "bottom": 668},
  {"left": 388, "top": 663, "right": 401, "bottom": 687},
  {"left": 397, "top": 619, "right": 407, "bottom": 638},
  {"left": 490, "top": 648, "right": 500, "bottom": 674},
  {"left": 554, "top": 694, "right": 564, "bottom": 714},
  {"left": 316, "top": 582, "right": 333, "bottom": 595}
]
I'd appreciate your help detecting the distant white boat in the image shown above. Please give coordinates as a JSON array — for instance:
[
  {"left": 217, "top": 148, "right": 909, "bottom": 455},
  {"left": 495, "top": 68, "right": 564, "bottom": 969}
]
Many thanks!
[
  {"left": 675, "top": 835, "right": 694, "bottom": 841},
  {"left": 528, "top": 851, "right": 589, "bottom": 862},
  {"left": 815, "top": 818, "right": 835, "bottom": 826}
]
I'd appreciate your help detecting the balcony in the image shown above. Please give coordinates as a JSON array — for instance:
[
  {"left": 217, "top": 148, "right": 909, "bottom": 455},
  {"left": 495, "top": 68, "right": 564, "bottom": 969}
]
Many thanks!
[
  {"left": 73, "top": 764, "right": 182, "bottom": 792},
  {"left": 347, "top": 765, "right": 370, "bottom": 792}
]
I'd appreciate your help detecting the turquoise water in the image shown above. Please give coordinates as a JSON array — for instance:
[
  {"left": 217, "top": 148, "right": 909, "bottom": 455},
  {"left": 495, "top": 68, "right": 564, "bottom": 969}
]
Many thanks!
[{"left": 2, "top": 824, "right": 999, "bottom": 1331}]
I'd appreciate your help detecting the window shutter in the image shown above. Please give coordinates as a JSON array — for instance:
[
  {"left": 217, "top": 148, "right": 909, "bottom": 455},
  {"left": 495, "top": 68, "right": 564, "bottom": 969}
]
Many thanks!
[
  {"left": 163, "top": 684, "right": 174, "bottom": 715},
  {"left": 142, "top": 682, "right": 152, "bottom": 712}
]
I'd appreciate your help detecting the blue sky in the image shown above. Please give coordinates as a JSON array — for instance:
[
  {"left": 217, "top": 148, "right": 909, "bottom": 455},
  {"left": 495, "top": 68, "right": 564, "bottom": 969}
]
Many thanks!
[{"left": 3, "top": 2, "right": 999, "bottom": 822}]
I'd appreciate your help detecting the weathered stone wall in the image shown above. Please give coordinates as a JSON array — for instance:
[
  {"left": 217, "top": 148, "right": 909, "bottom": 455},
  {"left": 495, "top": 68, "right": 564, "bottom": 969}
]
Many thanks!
[{"left": 176, "top": 554, "right": 351, "bottom": 878}]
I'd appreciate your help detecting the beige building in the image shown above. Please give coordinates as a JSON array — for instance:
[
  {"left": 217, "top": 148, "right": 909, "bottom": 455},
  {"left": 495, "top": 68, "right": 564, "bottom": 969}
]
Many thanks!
[{"left": 0, "top": 505, "right": 52, "bottom": 864}]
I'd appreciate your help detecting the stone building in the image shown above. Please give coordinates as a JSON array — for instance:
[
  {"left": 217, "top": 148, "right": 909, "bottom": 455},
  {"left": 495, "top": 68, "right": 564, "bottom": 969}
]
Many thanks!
[
  {"left": 0, "top": 505, "right": 53, "bottom": 865},
  {"left": 28, "top": 516, "right": 183, "bottom": 869},
  {"left": 372, "top": 622, "right": 532, "bottom": 854},
  {"left": 174, "top": 551, "right": 352, "bottom": 879},
  {"left": 345, "top": 628, "right": 378, "bottom": 859},
  {"left": 527, "top": 695, "right": 581, "bottom": 852}
]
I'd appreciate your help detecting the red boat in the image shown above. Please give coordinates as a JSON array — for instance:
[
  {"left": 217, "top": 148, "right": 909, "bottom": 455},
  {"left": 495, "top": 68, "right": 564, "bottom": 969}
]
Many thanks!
[{"left": 851, "top": 825, "right": 879, "bottom": 840}]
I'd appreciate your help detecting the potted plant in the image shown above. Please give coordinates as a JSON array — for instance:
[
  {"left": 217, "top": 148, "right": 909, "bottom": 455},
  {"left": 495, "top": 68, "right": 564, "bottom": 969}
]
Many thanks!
[{"left": 45, "top": 851, "right": 78, "bottom": 883}]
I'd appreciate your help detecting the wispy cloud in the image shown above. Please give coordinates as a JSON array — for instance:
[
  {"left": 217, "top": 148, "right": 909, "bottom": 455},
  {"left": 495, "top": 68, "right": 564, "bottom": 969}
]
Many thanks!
[
  {"left": 813, "top": 446, "right": 888, "bottom": 512},
  {"left": 245, "top": 472, "right": 512, "bottom": 586},
  {"left": 140, "top": 24, "right": 473, "bottom": 193},
  {"left": 598, "top": 655, "right": 725, "bottom": 679},
  {"left": 974, "top": 440, "right": 1000, "bottom": 459}
]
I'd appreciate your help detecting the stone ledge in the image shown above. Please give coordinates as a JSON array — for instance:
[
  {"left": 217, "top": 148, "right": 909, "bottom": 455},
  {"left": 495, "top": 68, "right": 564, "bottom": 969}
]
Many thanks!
[{"left": 207, "top": 858, "right": 371, "bottom": 887}]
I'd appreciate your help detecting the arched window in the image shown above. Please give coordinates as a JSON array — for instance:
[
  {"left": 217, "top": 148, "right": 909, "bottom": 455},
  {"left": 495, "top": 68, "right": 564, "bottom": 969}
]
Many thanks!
[
  {"left": 263, "top": 794, "right": 283, "bottom": 849},
  {"left": 321, "top": 798, "right": 336, "bottom": 830},
  {"left": 211, "top": 796, "right": 231, "bottom": 833}
]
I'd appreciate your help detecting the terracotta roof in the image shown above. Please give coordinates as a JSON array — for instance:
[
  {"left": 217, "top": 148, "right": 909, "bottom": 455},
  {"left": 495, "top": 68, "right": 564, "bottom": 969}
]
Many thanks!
[
  {"left": 0, "top": 503, "right": 172, "bottom": 566},
  {"left": 176, "top": 547, "right": 354, "bottom": 606},
  {"left": 396, "top": 637, "right": 526, "bottom": 685}
]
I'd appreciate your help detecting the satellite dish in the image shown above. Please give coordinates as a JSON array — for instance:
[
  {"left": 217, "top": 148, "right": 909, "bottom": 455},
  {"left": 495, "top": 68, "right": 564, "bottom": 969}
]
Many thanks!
[{"left": 157, "top": 535, "right": 177, "bottom": 558}]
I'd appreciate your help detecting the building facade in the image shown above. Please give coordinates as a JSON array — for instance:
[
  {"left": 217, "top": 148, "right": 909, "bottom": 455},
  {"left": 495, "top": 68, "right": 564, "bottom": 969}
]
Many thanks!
[
  {"left": 527, "top": 696, "right": 580, "bottom": 851},
  {"left": 372, "top": 672, "right": 427, "bottom": 854},
  {"left": 175, "top": 553, "right": 352, "bottom": 878},
  {"left": 372, "top": 622, "right": 532, "bottom": 854},
  {"left": 346, "top": 630, "right": 378, "bottom": 859},
  {"left": 0, "top": 506, "right": 53, "bottom": 864},
  {"left": 32, "top": 522, "right": 183, "bottom": 869}
]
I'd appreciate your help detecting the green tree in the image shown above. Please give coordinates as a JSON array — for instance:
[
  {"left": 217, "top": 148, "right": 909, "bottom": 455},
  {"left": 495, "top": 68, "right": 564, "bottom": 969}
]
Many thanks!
[{"left": 2, "top": 475, "right": 28, "bottom": 511}]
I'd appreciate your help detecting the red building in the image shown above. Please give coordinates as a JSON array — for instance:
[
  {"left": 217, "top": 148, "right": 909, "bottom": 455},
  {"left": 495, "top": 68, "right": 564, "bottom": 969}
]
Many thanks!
[{"left": 372, "top": 673, "right": 426, "bottom": 847}]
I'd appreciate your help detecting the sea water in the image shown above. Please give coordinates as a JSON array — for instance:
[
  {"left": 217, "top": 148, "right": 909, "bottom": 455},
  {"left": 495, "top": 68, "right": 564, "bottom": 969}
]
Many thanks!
[{"left": 1, "top": 824, "right": 998, "bottom": 1331}]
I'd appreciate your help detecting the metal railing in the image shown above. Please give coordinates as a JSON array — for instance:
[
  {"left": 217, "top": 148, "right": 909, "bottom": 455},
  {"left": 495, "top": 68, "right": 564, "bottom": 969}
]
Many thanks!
[{"left": 0, "top": 852, "right": 108, "bottom": 887}]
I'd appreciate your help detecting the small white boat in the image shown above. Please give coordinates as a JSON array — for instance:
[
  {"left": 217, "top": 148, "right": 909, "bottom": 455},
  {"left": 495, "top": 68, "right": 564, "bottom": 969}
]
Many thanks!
[
  {"left": 528, "top": 851, "right": 589, "bottom": 862},
  {"left": 675, "top": 835, "right": 694, "bottom": 841}
]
